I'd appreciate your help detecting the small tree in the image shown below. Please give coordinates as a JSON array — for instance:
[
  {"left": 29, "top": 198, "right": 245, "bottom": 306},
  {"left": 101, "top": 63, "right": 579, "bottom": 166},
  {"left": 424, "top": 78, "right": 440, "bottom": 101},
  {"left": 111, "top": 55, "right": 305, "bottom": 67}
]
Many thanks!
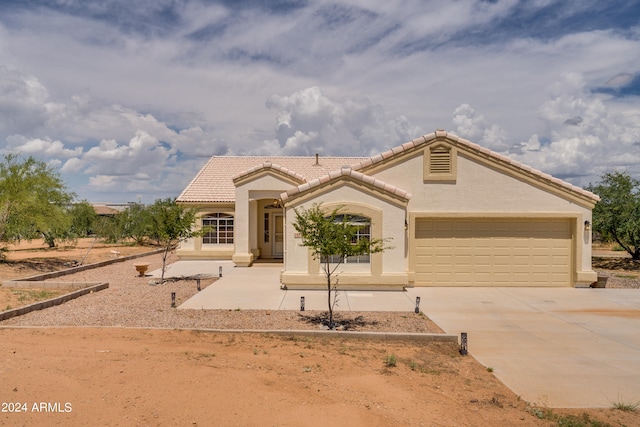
[
  {"left": 146, "top": 198, "right": 201, "bottom": 282},
  {"left": 293, "top": 204, "right": 386, "bottom": 328},
  {"left": 587, "top": 171, "right": 640, "bottom": 260}
]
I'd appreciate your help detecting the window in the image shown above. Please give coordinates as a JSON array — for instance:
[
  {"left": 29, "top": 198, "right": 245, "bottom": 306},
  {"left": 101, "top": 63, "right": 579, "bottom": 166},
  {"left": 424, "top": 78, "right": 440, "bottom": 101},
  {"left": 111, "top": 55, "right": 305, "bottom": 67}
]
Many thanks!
[
  {"left": 325, "top": 214, "right": 371, "bottom": 264},
  {"left": 202, "top": 213, "right": 234, "bottom": 244}
]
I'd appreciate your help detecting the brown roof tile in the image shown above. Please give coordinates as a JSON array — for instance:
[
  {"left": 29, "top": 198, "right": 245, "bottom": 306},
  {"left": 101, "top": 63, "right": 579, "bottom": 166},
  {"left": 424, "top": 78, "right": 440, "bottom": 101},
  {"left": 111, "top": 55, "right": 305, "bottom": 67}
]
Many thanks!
[
  {"left": 178, "top": 131, "right": 599, "bottom": 204},
  {"left": 349, "top": 130, "right": 600, "bottom": 202},
  {"left": 281, "top": 166, "right": 412, "bottom": 203},
  {"left": 177, "top": 156, "right": 366, "bottom": 203}
]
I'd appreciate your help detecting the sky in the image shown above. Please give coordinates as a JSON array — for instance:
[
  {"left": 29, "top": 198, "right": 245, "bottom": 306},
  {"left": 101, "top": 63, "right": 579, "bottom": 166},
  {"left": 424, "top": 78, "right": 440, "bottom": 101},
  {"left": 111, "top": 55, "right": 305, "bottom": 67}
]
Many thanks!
[{"left": 0, "top": 0, "right": 639, "bottom": 203}]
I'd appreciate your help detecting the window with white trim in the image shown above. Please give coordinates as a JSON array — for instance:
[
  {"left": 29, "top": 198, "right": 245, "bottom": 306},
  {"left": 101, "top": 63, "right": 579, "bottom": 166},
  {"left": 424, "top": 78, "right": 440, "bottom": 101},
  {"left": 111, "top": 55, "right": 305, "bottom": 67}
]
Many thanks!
[
  {"left": 325, "top": 214, "right": 371, "bottom": 264},
  {"left": 202, "top": 213, "right": 234, "bottom": 244}
]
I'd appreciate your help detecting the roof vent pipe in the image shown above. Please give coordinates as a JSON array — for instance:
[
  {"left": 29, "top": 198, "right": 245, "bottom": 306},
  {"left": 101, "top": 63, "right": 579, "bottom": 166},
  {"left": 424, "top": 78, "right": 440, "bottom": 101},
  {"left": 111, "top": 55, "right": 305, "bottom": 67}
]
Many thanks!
[{"left": 314, "top": 153, "right": 320, "bottom": 166}]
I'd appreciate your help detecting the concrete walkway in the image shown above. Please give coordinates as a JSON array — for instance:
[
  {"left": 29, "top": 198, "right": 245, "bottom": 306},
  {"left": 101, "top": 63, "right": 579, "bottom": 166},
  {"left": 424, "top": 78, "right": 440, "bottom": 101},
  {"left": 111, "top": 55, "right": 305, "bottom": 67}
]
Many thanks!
[
  {"left": 170, "top": 261, "right": 419, "bottom": 312},
  {"left": 157, "top": 261, "right": 640, "bottom": 408}
]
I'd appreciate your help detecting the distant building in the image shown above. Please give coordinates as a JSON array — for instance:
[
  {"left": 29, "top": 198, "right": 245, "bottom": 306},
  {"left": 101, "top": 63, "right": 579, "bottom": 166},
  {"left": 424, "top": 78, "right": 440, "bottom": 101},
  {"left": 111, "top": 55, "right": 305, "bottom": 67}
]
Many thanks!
[{"left": 92, "top": 204, "right": 121, "bottom": 217}]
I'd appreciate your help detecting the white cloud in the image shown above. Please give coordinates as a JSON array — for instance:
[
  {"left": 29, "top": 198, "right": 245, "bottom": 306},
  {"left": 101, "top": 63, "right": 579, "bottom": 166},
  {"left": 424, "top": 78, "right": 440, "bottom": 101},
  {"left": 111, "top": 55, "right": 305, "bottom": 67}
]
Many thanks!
[
  {"left": 0, "top": 66, "right": 48, "bottom": 134},
  {"left": 3, "top": 136, "right": 83, "bottom": 157},
  {"left": 0, "top": 1, "right": 639, "bottom": 201},
  {"left": 452, "top": 104, "right": 509, "bottom": 151},
  {"left": 259, "top": 86, "right": 421, "bottom": 157},
  {"left": 512, "top": 73, "right": 640, "bottom": 184},
  {"left": 81, "top": 131, "right": 170, "bottom": 176},
  {"left": 61, "top": 157, "right": 84, "bottom": 173},
  {"left": 88, "top": 175, "right": 116, "bottom": 189}
]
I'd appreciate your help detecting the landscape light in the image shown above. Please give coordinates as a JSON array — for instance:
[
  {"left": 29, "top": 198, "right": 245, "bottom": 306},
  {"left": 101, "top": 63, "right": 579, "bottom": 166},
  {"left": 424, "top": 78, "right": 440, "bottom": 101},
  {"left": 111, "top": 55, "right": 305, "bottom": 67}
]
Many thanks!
[
  {"left": 415, "top": 296, "right": 421, "bottom": 314},
  {"left": 300, "top": 296, "right": 305, "bottom": 311},
  {"left": 219, "top": 266, "right": 223, "bottom": 277},
  {"left": 171, "top": 292, "right": 176, "bottom": 308},
  {"left": 460, "top": 332, "right": 468, "bottom": 356}
]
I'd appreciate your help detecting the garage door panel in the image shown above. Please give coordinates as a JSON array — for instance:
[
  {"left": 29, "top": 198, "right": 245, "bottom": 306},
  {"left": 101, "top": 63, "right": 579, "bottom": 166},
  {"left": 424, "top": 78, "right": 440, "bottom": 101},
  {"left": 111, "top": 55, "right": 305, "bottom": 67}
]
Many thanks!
[{"left": 413, "top": 218, "right": 572, "bottom": 286}]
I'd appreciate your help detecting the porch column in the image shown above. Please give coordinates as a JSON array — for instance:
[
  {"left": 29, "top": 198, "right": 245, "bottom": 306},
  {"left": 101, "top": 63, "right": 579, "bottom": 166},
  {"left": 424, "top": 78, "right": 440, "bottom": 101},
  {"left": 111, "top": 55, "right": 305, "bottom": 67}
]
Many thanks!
[{"left": 232, "top": 188, "right": 254, "bottom": 267}]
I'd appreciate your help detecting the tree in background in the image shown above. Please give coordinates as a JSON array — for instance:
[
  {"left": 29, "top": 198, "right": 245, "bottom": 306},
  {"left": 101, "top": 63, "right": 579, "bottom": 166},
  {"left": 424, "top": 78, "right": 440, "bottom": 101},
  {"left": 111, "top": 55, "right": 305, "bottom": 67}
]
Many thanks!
[
  {"left": 146, "top": 198, "right": 201, "bottom": 282},
  {"left": 0, "top": 154, "right": 75, "bottom": 255},
  {"left": 587, "top": 171, "right": 640, "bottom": 260},
  {"left": 119, "top": 203, "right": 152, "bottom": 245},
  {"left": 94, "top": 212, "right": 128, "bottom": 244},
  {"left": 68, "top": 201, "right": 99, "bottom": 238},
  {"left": 40, "top": 205, "right": 73, "bottom": 248},
  {"left": 293, "top": 204, "right": 386, "bottom": 328}
]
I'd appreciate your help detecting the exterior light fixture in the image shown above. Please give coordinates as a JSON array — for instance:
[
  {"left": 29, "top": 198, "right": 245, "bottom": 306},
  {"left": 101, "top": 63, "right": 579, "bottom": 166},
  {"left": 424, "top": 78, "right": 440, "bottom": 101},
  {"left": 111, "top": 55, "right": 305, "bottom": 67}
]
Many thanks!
[
  {"left": 171, "top": 292, "right": 176, "bottom": 308},
  {"left": 300, "top": 296, "right": 305, "bottom": 311},
  {"left": 460, "top": 332, "right": 468, "bottom": 355},
  {"left": 414, "top": 296, "right": 421, "bottom": 314},
  {"left": 584, "top": 220, "right": 591, "bottom": 231},
  {"left": 404, "top": 219, "right": 408, "bottom": 231}
]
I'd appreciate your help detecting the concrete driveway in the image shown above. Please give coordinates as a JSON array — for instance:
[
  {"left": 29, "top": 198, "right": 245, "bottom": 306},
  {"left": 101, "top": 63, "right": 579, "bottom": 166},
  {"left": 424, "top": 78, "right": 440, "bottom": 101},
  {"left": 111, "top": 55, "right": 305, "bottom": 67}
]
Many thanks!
[{"left": 409, "top": 287, "right": 640, "bottom": 408}]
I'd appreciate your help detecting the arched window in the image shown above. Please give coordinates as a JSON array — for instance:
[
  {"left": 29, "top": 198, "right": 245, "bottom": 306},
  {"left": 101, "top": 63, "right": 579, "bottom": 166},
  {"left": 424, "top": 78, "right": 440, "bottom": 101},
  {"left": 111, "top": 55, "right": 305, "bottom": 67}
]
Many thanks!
[
  {"left": 202, "top": 213, "right": 234, "bottom": 244},
  {"left": 326, "top": 214, "right": 371, "bottom": 264}
]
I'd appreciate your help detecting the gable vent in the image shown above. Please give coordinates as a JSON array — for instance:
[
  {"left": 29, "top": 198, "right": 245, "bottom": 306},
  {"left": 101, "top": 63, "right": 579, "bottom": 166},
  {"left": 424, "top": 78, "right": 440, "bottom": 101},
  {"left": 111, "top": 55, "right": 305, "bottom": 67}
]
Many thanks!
[{"left": 430, "top": 147, "right": 451, "bottom": 174}]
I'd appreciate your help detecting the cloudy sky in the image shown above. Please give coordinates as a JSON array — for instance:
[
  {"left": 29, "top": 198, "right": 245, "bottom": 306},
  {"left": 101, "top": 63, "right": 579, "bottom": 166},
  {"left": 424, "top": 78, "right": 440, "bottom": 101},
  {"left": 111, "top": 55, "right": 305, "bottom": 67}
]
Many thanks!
[{"left": 1, "top": 0, "right": 639, "bottom": 203}]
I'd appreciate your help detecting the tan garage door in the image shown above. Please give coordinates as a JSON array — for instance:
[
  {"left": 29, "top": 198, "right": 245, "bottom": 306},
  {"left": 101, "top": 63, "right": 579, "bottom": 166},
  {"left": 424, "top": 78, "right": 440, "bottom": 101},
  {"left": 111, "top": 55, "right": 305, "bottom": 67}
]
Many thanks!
[{"left": 413, "top": 218, "right": 572, "bottom": 286}]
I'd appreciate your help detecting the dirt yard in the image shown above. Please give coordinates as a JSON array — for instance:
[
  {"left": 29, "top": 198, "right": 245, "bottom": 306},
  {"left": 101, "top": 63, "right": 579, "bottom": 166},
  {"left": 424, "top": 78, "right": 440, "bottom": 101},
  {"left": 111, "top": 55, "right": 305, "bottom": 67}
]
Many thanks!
[
  {"left": 3, "top": 328, "right": 639, "bottom": 427},
  {"left": 0, "top": 240, "right": 639, "bottom": 426},
  {"left": 0, "top": 238, "right": 153, "bottom": 310},
  {"left": 0, "top": 238, "right": 153, "bottom": 280}
]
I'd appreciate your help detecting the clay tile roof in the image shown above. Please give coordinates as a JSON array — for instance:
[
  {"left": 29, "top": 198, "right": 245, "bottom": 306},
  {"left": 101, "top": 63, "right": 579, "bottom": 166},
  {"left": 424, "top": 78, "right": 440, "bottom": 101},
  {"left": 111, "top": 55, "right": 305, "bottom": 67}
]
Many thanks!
[
  {"left": 349, "top": 130, "right": 599, "bottom": 202},
  {"left": 92, "top": 205, "right": 120, "bottom": 215},
  {"left": 177, "top": 156, "right": 367, "bottom": 203},
  {"left": 178, "top": 131, "right": 599, "bottom": 204},
  {"left": 231, "top": 162, "right": 307, "bottom": 184},
  {"left": 281, "top": 166, "right": 412, "bottom": 203}
]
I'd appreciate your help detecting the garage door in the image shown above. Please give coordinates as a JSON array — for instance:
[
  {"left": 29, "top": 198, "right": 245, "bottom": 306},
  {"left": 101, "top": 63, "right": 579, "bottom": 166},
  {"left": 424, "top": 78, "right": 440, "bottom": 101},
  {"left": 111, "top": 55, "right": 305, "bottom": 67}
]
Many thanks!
[{"left": 413, "top": 218, "right": 572, "bottom": 286}]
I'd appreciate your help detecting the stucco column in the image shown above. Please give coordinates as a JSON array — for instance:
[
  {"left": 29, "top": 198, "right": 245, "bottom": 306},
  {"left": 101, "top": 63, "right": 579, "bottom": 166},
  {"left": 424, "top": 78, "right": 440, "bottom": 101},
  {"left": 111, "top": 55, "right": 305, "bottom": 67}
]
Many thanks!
[
  {"left": 576, "top": 213, "right": 597, "bottom": 287},
  {"left": 232, "top": 187, "right": 254, "bottom": 267}
]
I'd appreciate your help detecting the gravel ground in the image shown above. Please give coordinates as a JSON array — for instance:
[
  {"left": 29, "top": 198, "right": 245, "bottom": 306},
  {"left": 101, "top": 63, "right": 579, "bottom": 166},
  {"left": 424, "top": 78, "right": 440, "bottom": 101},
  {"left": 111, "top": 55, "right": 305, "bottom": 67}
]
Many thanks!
[
  {"left": 592, "top": 254, "right": 640, "bottom": 289},
  {"left": 3, "top": 253, "right": 636, "bottom": 331},
  {"left": 0, "top": 252, "right": 441, "bottom": 333},
  {"left": 593, "top": 272, "right": 640, "bottom": 288}
]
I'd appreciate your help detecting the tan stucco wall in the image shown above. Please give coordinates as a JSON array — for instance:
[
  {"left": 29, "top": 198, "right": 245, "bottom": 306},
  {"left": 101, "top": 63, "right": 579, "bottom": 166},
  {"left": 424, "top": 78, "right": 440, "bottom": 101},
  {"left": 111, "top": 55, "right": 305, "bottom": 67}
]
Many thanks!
[
  {"left": 282, "top": 183, "right": 409, "bottom": 289},
  {"left": 180, "top": 142, "right": 597, "bottom": 286},
  {"left": 233, "top": 173, "right": 300, "bottom": 266},
  {"left": 370, "top": 149, "right": 596, "bottom": 286}
]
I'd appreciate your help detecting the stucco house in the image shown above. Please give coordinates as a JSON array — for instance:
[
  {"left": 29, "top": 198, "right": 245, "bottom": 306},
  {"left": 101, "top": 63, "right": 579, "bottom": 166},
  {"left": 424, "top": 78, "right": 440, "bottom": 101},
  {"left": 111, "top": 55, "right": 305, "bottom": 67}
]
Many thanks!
[{"left": 177, "top": 130, "right": 599, "bottom": 289}]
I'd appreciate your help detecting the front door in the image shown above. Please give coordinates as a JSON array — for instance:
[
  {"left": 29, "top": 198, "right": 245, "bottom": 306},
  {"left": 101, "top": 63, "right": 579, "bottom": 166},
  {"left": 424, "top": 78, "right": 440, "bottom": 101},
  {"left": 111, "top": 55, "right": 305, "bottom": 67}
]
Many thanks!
[{"left": 273, "top": 213, "right": 284, "bottom": 259}]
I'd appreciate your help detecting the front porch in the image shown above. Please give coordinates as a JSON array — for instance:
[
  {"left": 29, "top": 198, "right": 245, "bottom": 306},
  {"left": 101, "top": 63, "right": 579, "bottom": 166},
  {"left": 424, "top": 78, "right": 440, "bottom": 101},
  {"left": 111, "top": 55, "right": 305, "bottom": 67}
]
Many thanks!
[{"left": 232, "top": 195, "right": 286, "bottom": 267}]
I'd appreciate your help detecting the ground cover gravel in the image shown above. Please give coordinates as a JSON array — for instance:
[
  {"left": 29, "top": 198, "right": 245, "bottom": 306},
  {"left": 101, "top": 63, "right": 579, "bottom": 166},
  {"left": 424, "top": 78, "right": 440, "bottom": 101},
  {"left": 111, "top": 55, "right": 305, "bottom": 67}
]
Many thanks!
[
  {"left": 3, "top": 252, "right": 636, "bottom": 331},
  {"left": 0, "top": 252, "right": 441, "bottom": 333}
]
